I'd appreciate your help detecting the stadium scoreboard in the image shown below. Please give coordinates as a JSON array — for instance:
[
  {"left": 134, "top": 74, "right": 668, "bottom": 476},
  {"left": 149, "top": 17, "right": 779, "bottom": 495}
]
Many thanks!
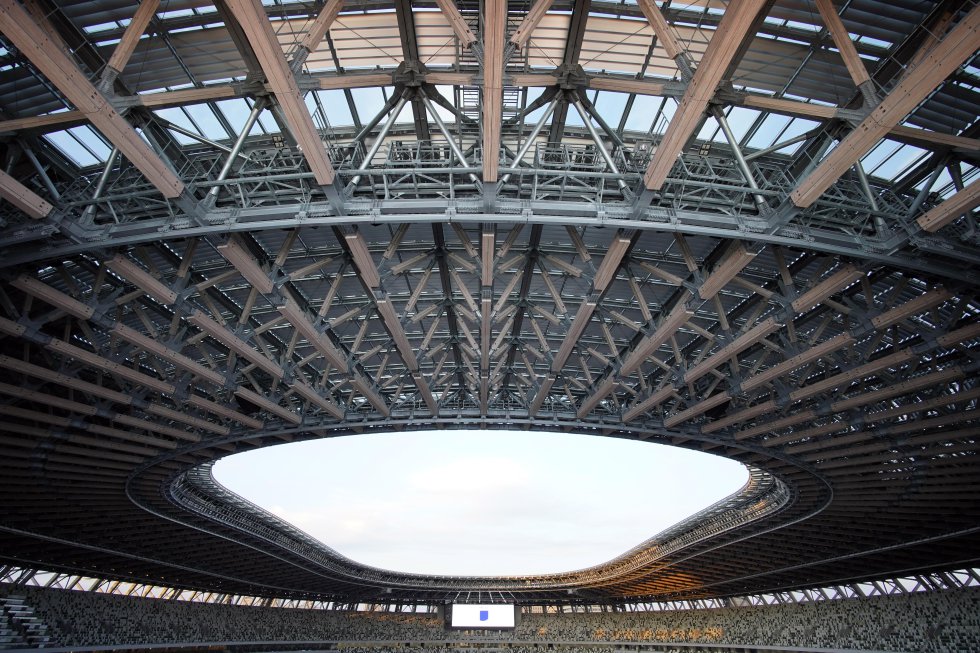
[{"left": 448, "top": 604, "right": 516, "bottom": 629}]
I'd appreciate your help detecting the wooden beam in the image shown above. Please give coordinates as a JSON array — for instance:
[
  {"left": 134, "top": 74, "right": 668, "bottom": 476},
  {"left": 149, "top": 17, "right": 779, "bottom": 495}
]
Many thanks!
[
  {"left": 433, "top": 0, "right": 478, "bottom": 49},
  {"left": 0, "top": 169, "right": 52, "bottom": 219},
  {"left": 426, "top": 71, "right": 476, "bottom": 86},
  {"left": 791, "top": 4, "right": 980, "bottom": 208},
  {"left": 510, "top": 0, "right": 555, "bottom": 50},
  {"left": 0, "top": 111, "right": 86, "bottom": 133},
  {"left": 297, "top": 0, "right": 345, "bottom": 57},
  {"left": 636, "top": 0, "right": 684, "bottom": 61},
  {"left": 889, "top": 124, "right": 980, "bottom": 155},
  {"left": 0, "top": 0, "right": 184, "bottom": 198},
  {"left": 483, "top": 0, "right": 507, "bottom": 182},
  {"left": 740, "top": 95, "right": 838, "bottom": 120},
  {"left": 589, "top": 77, "right": 669, "bottom": 96},
  {"left": 315, "top": 72, "right": 393, "bottom": 91},
  {"left": 138, "top": 86, "right": 238, "bottom": 108},
  {"left": 813, "top": 0, "right": 871, "bottom": 88},
  {"left": 643, "top": 0, "right": 768, "bottom": 190},
  {"left": 223, "top": 0, "right": 336, "bottom": 185},
  {"left": 916, "top": 179, "right": 980, "bottom": 232},
  {"left": 104, "top": 0, "right": 161, "bottom": 77}
]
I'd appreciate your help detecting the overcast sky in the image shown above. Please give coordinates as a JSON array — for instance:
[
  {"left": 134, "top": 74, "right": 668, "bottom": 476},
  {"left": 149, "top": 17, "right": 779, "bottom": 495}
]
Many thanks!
[{"left": 213, "top": 430, "right": 747, "bottom": 577}]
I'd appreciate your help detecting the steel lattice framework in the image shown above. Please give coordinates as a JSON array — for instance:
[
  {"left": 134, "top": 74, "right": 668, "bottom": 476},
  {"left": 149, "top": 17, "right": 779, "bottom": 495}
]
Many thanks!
[{"left": 0, "top": 0, "right": 978, "bottom": 606}]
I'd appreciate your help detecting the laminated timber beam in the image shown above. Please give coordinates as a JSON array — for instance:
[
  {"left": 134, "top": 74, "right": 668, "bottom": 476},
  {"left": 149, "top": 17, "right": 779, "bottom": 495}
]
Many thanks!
[
  {"left": 790, "top": 4, "right": 980, "bottom": 208},
  {"left": 643, "top": 0, "right": 769, "bottom": 191},
  {"left": 0, "top": 169, "right": 52, "bottom": 219},
  {"left": 526, "top": 230, "right": 634, "bottom": 417},
  {"left": 342, "top": 228, "right": 437, "bottom": 414},
  {"left": 482, "top": 0, "right": 507, "bottom": 182},
  {"left": 432, "top": 0, "right": 477, "bottom": 50},
  {"left": 636, "top": 0, "right": 689, "bottom": 74},
  {"left": 0, "top": 0, "right": 184, "bottom": 199},
  {"left": 10, "top": 275, "right": 226, "bottom": 387},
  {"left": 813, "top": 0, "right": 874, "bottom": 102},
  {"left": 510, "top": 0, "right": 555, "bottom": 51},
  {"left": 101, "top": 0, "right": 161, "bottom": 85},
  {"left": 291, "top": 0, "right": 344, "bottom": 69},
  {"left": 916, "top": 180, "right": 980, "bottom": 233},
  {"left": 223, "top": 0, "right": 336, "bottom": 185}
]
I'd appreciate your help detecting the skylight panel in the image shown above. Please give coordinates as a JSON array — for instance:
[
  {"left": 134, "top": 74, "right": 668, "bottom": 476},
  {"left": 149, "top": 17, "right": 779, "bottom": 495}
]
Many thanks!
[
  {"left": 857, "top": 35, "right": 891, "bottom": 49},
  {"left": 784, "top": 20, "right": 821, "bottom": 33},
  {"left": 82, "top": 21, "right": 121, "bottom": 35},
  {"left": 183, "top": 104, "right": 231, "bottom": 141},
  {"left": 721, "top": 107, "right": 757, "bottom": 142},
  {"left": 255, "top": 111, "right": 280, "bottom": 135},
  {"left": 67, "top": 126, "right": 111, "bottom": 161},
  {"left": 696, "top": 116, "right": 721, "bottom": 142},
  {"left": 745, "top": 114, "right": 791, "bottom": 149},
  {"left": 591, "top": 91, "right": 628, "bottom": 130},
  {"left": 312, "top": 90, "right": 353, "bottom": 127},
  {"left": 868, "top": 142, "right": 928, "bottom": 180},
  {"left": 157, "top": 8, "right": 194, "bottom": 19},
  {"left": 351, "top": 87, "right": 395, "bottom": 126},
  {"left": 861, "top": 140, "right": 902, "bottom": 173},
  {"left": 215, "top": 99, "right": 266, "bottom": 136},
  {"left": 638, "top": 97, "right": 676, "bottom": 135},
  {"left": 43, "top": 130, "right": 100, "bottom": 167},
  {"left": 153, "top": 107, "right": 200, "bottom": 145}
]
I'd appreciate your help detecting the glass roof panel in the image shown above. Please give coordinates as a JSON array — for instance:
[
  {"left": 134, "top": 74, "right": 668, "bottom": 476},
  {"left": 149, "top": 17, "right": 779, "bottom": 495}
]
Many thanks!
[
  {"left": 152, "top": 107, "right": 199, "bottom": 145},
  {"left": 67, "top": 126, "right": 111, "bottom": 161},
  {"left": 723, "top": 107, "right": 759, "bottom": 143},
  {"left": 745, "top": 113, "right": 791, "bottom": 149},
  {"left": 591, "top": 91, "right": 628, "bottom": 131},
  {"left": 42, "top": 130, "right": 100, "bottom": 167},
  {"left": 866, "top": 141, "right": 927, "bottom": 180},
  {"left": 215, "top": 99, "right": 271, "bottom": 137},
  {"left": 182, "top": 104, "right": 230, "bottom": 141},
  {"left": 350, "top": 87, "right": 395, "bottom": 127},
  {"left": 318, "top": 90, "right": 353, "bottom": 127}
]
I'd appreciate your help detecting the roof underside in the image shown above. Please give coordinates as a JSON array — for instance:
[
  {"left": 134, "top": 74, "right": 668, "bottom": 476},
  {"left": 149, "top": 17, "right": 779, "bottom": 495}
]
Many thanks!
[{"left": 0, "top": 0, "right": 978, "bottom": 605}]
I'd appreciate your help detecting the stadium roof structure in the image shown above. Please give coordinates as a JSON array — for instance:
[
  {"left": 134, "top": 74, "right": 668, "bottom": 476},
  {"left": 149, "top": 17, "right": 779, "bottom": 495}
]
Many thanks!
[{"left": 0, "top": 0, "right": 978, "bottom": 607}]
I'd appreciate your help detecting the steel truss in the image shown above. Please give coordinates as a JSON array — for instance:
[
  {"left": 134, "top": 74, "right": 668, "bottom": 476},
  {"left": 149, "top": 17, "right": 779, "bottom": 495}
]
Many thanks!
[{"left": 0, "top": 0, "right": 978, "bottom": 608}]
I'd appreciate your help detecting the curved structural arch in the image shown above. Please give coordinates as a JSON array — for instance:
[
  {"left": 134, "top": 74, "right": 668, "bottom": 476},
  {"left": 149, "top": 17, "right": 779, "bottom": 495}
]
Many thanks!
[{"left": 0, "top": 0, "right": 977, "bottom": 608}]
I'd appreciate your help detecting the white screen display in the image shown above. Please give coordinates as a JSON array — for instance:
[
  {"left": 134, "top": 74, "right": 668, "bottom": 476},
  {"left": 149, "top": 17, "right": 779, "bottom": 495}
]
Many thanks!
[{"left": 450, "top": 604, "right": 515, "bottom": 628}]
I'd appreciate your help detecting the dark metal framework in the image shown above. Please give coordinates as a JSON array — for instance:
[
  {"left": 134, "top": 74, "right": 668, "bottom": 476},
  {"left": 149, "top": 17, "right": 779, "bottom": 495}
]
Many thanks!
[{"left": 0, "top": 0, "right": 978, "bottom": 606}]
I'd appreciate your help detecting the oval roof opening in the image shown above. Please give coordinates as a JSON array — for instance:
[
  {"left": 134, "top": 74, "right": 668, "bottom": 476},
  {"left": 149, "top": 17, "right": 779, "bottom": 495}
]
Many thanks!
[{"left": 213, "top": 430, "right": 748, "bottom": 577}]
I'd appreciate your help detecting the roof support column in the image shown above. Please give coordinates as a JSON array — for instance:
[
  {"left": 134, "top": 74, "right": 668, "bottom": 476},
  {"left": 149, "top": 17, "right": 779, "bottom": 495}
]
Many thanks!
[
  {"left": 347, "top": 95, "right": 410, "bottom": 189},
  {"left": 642, "top": 0, "right": 769, "bottom": 191},
  {"left": 80, "top": 148, "right": 119, "bottom": 224},
  {"left": 710, "top": 106, "right": 768, "bottom": 210},
  {"left": 499, "top": 96, "right": 559, "bottom": 184},
  {"left": 204, "top": 99, "right": 266, "bottom": 204},
  {"left": 223, "top": 0, "right": 338, "bottom": 186},
  {"left": 570, "top": 97, "right": 629, "bottom": 196}
]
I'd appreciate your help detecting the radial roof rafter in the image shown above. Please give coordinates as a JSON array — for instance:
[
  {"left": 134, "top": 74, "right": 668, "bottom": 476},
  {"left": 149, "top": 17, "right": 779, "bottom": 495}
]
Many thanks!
[{"left": 0, "top": 0, "right": 978, "bottom": 607}]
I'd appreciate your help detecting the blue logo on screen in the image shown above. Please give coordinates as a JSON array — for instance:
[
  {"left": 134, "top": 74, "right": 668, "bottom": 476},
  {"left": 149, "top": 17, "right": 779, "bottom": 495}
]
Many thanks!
[{"left": 479, "top": 610, "right": 489, "bottom": 622}]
